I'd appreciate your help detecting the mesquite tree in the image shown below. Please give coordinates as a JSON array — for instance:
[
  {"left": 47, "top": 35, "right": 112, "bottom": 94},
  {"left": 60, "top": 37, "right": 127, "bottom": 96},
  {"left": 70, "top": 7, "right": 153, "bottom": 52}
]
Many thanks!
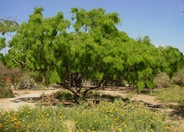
[{"left": 4, "top": 7, "right": 184, "bottom": 100}]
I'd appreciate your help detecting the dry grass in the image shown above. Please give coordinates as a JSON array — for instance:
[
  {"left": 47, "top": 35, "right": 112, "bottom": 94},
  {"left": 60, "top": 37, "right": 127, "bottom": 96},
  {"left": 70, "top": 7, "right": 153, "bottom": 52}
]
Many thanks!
[{"left": 153, "top": 85, "right": 184, "bottom": 103}]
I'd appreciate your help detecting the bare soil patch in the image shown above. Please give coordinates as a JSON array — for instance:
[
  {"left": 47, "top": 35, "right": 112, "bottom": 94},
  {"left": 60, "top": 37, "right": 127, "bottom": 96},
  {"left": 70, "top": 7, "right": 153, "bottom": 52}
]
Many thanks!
[{"left": 0, "top": 88, "right": 60, "bottom": 111}]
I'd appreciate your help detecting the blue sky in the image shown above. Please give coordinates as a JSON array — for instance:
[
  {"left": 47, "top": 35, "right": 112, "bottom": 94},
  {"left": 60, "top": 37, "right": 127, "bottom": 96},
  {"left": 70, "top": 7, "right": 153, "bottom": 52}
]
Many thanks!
[{"left": 1, "top": 0, "right": 184, "bottom": 53}]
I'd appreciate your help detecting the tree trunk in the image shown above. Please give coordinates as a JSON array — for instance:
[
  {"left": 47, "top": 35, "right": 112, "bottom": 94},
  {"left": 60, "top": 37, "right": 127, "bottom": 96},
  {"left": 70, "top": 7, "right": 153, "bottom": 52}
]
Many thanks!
[{"left": 41, "top": 75, "right": 45, "bottom": 83}]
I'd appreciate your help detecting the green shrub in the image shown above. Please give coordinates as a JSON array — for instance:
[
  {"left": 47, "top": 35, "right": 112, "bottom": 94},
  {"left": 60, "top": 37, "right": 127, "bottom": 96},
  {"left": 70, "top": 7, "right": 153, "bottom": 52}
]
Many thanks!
[{"left": 137, "top": 81, "right": 145, "bottom": 93}]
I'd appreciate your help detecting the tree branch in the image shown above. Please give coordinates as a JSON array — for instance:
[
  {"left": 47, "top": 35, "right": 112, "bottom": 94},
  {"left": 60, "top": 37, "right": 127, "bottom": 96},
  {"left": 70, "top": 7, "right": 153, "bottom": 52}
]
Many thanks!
[
  {"left": 59, "top": 82, "right": 82, "bottom": 97},
  {"left": 83, "top": 80, "right": 105, "bottom": 97},
  {"left": 12, "top": 59, "right": 25, "bottom": 65}
]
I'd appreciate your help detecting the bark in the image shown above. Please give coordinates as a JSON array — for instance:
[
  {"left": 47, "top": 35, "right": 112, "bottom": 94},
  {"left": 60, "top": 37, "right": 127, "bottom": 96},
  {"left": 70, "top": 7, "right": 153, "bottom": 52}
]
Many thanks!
[
  {"left": 41, "top": 75, "right": 45, "bottom": 83},
  {"left": 60, "top": 81, "right": 82, "bottom": 98},
  {"left": 59, "top": 78, "right": 105, "bottom": 102}
]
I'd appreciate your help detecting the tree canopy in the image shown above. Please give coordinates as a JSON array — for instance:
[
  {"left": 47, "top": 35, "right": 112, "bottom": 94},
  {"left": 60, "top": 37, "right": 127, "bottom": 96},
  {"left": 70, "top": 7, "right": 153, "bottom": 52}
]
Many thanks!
[
  {"left": 3, "top": 7, "right": 184, "bottom": 95},
  {"left": 0, "top": 18, "right": 19, "bottom": 35},
  {"left": 0, "top": 18, "right": 19, "bottom": 59}
]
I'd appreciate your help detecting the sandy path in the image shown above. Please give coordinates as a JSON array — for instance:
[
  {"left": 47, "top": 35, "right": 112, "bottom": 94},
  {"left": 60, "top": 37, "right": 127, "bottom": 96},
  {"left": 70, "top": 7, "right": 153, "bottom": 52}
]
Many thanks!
[{"left": 0, "top": 88, "right": 60, "bottom": 111}]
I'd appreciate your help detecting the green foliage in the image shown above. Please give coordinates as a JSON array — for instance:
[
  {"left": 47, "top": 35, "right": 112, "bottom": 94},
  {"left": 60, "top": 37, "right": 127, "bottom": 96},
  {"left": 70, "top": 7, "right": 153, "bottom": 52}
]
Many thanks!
[
  {"left": 159, "top": 46, "right": 184, "bottom": 78},
  {"left": 5, "top": 7, "right": 70, "bottom": 82},
  {"left": 137, "top": 81, "right": 145, "bottom": 92},
  {"left": 3, "top": 7, "right": 184, "bottom": 94},
  {"left": 146, "top": 80, "right": 154, "bottom": 89},
  {"left": 0, "top": 18, "right": 19, "bottom": 55},
  {"left": 0, "top": 19, "right": 19, "bottom": 35},
  {"left": 0, "top": 38, "right": 6, "bottom": 50},
  {"left": 0, "top": 100, "right": 174, "bottom": 132},
  {"left": 48, "top": 70, "right": 61, "bottom": 83}
]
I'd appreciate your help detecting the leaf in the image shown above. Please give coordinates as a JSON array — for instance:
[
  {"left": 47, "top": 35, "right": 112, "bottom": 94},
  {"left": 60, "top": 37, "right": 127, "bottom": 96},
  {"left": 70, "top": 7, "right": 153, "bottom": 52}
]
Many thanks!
[{"left": 48, "top": 70, "right": 61, "bottom": 83}]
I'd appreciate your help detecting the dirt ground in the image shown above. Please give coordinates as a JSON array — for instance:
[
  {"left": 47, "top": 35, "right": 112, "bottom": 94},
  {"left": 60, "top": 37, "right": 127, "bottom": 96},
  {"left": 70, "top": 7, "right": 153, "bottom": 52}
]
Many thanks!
[
  {"left": 0, "top": 86, "right": 184, "bottom": 129},
  {"left": 0, "top": 88, "right": 60, "bottom": 111}
]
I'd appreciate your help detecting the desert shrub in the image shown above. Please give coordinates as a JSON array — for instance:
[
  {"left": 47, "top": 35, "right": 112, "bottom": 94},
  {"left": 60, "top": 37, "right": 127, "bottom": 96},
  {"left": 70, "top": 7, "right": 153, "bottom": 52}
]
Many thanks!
[
  {"left": 0, "top": 63, "right": 14, "bottom": 98},
  {"left": 172, "top": 67, "right": 184, "bottom": 86},
  {"left": 0, "top": 86, "right": 14, "bottom": 98},
  {"left": 18, "top": 79, "right": 36, "bottom": 89},
  {"left": 54, "top": 90, "right": 74, "bottom": 102},
  {"left": 177, "top": 87, "right": 184, "bottom": 112},
  {"left": 9, "top": 67, "right": 22, "bottom": 88},
  {"left": 0, "top": 77, "right": 6, "bottom": 89},
  {"left": 0, "top": 63, "right": 9, "bottom": 87},
  {"left": 41, "top": 93, "right": 57, "bottom": 106},
  {"left": 0, "top": 63, "right": 22, "bottom": 87},
  {"left": 18, "top": 71, "right": 37, "bottom": 89},
  {"left": 178, "top": 99, "right": 184, "bottom": 112},
  {"left": 154, "top": 72, "right": 171, "bottom": 88},
  {"left": 0, "top": 80, "right": 14, "bottom": 98}
]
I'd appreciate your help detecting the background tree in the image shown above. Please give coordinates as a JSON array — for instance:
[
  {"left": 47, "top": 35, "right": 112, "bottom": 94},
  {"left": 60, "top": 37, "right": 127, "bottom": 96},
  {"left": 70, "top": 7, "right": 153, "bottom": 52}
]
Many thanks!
[
  {"left": 0, "top": 18, "right": 19, "bottom": 61},
  {"left": 158, "top": 46, "right": 184, "bottom": 78}
]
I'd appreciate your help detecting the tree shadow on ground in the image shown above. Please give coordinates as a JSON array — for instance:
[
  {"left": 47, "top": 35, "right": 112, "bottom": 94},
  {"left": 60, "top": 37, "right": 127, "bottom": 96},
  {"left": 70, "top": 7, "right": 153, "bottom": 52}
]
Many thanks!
[
  {"left": 102, "top": 86, "right": 135, "bottom": 93},
  {"left": 138, "top": 100, "right": 164, "bottom": 109},
  {"left": 85, "top": 92, "right": 124, "bottom": 102},
  {"left": 170, "top": 110, "right": 184, "bottom": 119},
  {"left": 54, "top": 90, "right": 130, "bottom": 107},
  {"left": 139, "top": 100, "right": 184, "bottom": 119},
  {"left": 11, "top": 97, "right": 41, "bottom": 103}
]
